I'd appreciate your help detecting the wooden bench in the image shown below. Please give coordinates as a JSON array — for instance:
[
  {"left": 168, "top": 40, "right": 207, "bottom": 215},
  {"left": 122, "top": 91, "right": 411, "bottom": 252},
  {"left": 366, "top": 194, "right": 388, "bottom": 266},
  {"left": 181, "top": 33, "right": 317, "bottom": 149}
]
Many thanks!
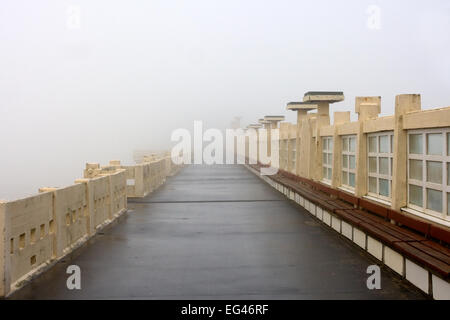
[{"left": 264, "top": 168, "right": 450, "bottom": 280}]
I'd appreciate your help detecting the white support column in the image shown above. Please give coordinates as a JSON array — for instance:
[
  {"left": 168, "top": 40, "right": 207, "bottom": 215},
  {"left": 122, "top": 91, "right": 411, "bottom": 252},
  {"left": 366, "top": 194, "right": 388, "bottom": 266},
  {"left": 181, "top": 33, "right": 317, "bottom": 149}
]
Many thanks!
[
  {"left": 286, "top": 102, "right": 318, "bottom": 177},
  {"left": 391, "top": 94, "right": 421, "bottom": 211},
  {"left": 354, "top": 97, "right": 381, "bottom": 197},
  {"left": 303, "top": 92, "right": 344, "bottom": 181}
]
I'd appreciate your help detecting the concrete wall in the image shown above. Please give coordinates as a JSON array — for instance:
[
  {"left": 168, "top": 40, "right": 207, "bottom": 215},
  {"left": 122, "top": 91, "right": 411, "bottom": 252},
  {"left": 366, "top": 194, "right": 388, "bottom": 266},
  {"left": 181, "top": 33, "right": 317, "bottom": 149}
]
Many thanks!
[
  {"left": 0, "top": 192, "right": 54, "bottom": 295},
  {"left": 274, "top": 94, "right": 450, "bottom": 226},
  {"left": 0, "top": 152, "right": 182, "bottom": 297}
]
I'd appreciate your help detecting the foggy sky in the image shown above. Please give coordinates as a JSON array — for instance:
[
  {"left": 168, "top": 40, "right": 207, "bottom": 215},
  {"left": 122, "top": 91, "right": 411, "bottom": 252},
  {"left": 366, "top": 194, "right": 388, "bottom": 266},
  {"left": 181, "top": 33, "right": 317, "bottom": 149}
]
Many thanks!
[{"left": 1, "top": 0, "right": 449, "bottom": 200}]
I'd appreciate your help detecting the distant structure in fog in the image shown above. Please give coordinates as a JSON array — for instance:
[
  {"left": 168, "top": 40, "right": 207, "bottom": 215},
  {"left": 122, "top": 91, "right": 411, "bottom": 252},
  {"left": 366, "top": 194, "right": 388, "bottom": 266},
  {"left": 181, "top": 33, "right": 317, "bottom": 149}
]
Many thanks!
[{"left": 230, "top": 116, "right": 241, "bottom": 130}]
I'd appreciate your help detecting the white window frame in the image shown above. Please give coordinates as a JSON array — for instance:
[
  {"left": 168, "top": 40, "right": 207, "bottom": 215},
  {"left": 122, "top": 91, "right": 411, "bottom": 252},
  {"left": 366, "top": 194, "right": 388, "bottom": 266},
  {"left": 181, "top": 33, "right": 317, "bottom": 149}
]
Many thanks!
[
  {"left": 322, "top": 136, "right": 333, "bottom": 183},
  {"left": 407, "top": 128, "right": 450, "bottom": 222},
  {"left": 367, "top": 131, "right": 394, "bottom": 202},
  {"left": 341, "top": 135, "right": 357, "bottom": 190}
]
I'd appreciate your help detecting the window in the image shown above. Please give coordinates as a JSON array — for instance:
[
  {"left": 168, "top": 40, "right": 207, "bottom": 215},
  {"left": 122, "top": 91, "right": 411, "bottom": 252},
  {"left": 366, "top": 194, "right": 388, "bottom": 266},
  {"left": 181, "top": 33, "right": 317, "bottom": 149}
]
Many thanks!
[
  {"left": 322, "top": 136, "right": 333, "bottom": 182},
  {"left": 290, "top": 138, "right": 296, "bottom": 174},
  {"left": 367, "top": 132, "right": 394, "bottom": 201},
  {"left": 407, "top": 129, "right": 450, "bottom": 221},
  {"left": 341, "top": 135, "right": 356, "bottom": 189},
  {"left": 280, "top": 138, "right": 288, "bottom": 170}
]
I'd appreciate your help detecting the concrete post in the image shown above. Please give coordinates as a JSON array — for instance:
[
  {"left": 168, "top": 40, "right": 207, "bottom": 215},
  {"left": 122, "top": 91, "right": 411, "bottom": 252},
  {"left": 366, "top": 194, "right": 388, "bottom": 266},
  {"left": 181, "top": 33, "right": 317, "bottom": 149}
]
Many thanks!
[
  {"left": 74, "top": 178, "right": 95, "bottom": 236},
  {"left": 258, "top": 119, "right": 269, "bottom": 164},
  {"left": 297, "top": 115, "right": 317, "bottom": 179},
  {"left": 0, "top": 200, "right": 11, "bottom": 297},
  {"left": 247, "top": 124, "right": 261, "bottom": 164},
  {"left": 134, "top": 164, "right": 145, "bottom": 197},
  {"left": 303, "top": 92, "right": 344, "bottom": 182},
  {"left": 295, "top": 110, "right": 306, "bottom": 176},
  {"left": 391, "top": 94, "right": 421, "bottom": 211},
  {"left": 256, "top": 126, "right": 260, "bottom": 165},
  {"left": 287, "top": 123, "right": 296, "bottom": 173},
  {"left": 355, "top": 97, "right": 381, "bottom": 197},
  {"left": 308, "top": 116, "right": 318, "bottom": 180},
  {"left": 354, "top": 121, "right": 366, "bottom": 197},
  {"left": 264, "top": 122, "right": 271, "bottom": 158},
  {"left": 244, "top": 128, "right": 249, "bottom": 164},
  {"left": 271, "top": 117, "right": 283, "bottom": 171},
  {"left": 84, "top": 163, "right": 100, "bottom": 179},
  {"left": 279, "top": 123, "right": 289, "bottom": 171},
  {"left": 286, "top": 102, "right": 318, "bottom": 177},
  {"left": 263, "top": 116, "right": 285, "bottom": 161}
]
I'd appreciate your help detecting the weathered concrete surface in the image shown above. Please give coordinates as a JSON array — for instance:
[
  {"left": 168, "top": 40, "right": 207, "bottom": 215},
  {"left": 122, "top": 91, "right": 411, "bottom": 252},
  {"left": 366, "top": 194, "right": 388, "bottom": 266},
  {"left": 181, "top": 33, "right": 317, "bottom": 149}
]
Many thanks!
[{"left": 9, "top": 165, "right": 424, "bottom": 299}]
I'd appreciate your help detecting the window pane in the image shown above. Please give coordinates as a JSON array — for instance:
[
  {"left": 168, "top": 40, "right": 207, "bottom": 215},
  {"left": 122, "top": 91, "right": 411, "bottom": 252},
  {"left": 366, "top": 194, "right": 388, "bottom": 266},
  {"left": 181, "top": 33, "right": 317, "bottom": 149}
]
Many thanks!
[
  {"left": 448, "top": 193, "right": 450, "bottom": 215},
  {"left": 390, "top": 158, "right": 393, "bottom": 177},
  {"left": 448, "top": 163, "right": 450, "bottom": 185},
  {"left": 342, "top": 171, "right": 348, "bottom": 185},
  {"left": 427, "top": 133, "right": 442, "bottom": 155},
  {"left": 427, "top": 188, "right": 443, "bottom": 213},
  {"left": 349, "top": 173, "right": 355, "bottom": 187},
  {"left": 409, "top": 159, "right": 423, "bottom": 180},
  {"left": 390, "top": 135, "right": 393, "bottom": 153},
  {"left": 343, "top": 138, "right": 348, "bottom": 152},
  {"left": 342, "top": 155, "right": 348, "bottom": 169},
  {"left": 369, "top": 177, "right": 377, "bottom": 193},
  {"left": 409, "top": 184, "right": 423, "bottom": 207},
  {"left": 327, "top": 153, "right": 332, "bottom": 165},
  {"left": 368, "top": 136, "right": 377, "bottom": 153},
  {"left": 379, "top": 135, "right": 389, "bottom": 153},
  {"left": 426, "top": 161, "right": 442, "bottom": 184},
  {"left": 409, "top": 134, "right": 422, "bottom": 154},
  {"left": 329, "top": 139, "right": 333, "bottom": 150},
  {"left": 349, "top": 155, "right": 356, "bottom": 169},
  {"left": 448, "top": 133, "right": 450, "bottom": 156},
  {"left": 327, "top": 168, "right": 332, "bottom": 180},
  {"left": 379, "top": 157, "right": 389, "bottom": 175},
  {"left": 323, "top": 153, "right": 327, "bottom": 164},
  {"left": 323, "top": 167, "right": 327, "bottom": 178},
  {"left": 349, "top": 137, "right": 356, "bottom": 152},
  {"left": 369, "top": 157, "right": 377, "bottom": 173},
  {"left": 323, "top": 139, "right": 327, "bottom": 151},
  {"left": 379, "top": 179, "right": 389, "bottom": 197}
]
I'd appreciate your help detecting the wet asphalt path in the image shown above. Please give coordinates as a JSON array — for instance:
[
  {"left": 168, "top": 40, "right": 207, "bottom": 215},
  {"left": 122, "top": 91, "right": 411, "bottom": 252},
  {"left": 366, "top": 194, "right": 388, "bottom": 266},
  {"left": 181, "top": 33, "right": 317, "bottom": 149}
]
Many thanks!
[{"left": 9, "top": 165, "right": 425, "bottom": 299}]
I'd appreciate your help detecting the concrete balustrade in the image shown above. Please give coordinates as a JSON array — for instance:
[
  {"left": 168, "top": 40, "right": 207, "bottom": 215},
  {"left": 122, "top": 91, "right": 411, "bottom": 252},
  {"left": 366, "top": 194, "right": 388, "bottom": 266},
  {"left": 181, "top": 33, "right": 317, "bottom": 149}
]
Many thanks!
[{"left": 0, "top": 152, "right": 182, "bottom": 297}]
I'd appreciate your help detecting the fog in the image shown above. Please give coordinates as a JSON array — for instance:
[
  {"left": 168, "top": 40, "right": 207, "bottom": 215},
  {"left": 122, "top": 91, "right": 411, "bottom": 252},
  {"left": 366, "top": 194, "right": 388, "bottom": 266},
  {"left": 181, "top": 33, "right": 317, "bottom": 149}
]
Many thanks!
[{"left": 1, "top": 0, "right": 449, "bottom": 200}]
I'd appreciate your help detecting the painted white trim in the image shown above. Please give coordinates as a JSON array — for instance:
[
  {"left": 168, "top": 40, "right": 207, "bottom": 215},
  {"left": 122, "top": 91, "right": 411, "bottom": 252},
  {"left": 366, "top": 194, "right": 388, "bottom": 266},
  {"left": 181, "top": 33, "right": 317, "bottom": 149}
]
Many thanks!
[
  {"left": 363, "top": 195, "right": 391, "bottom": 207},
  {"left": 321, "top": 180, "right": 332, "bottom": 186},
  {"left": 401, "top": 207, "right": 450, "bottom": 228},
  {"left": 338, "top": 186, "right": 355, "bottom": 194}
]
